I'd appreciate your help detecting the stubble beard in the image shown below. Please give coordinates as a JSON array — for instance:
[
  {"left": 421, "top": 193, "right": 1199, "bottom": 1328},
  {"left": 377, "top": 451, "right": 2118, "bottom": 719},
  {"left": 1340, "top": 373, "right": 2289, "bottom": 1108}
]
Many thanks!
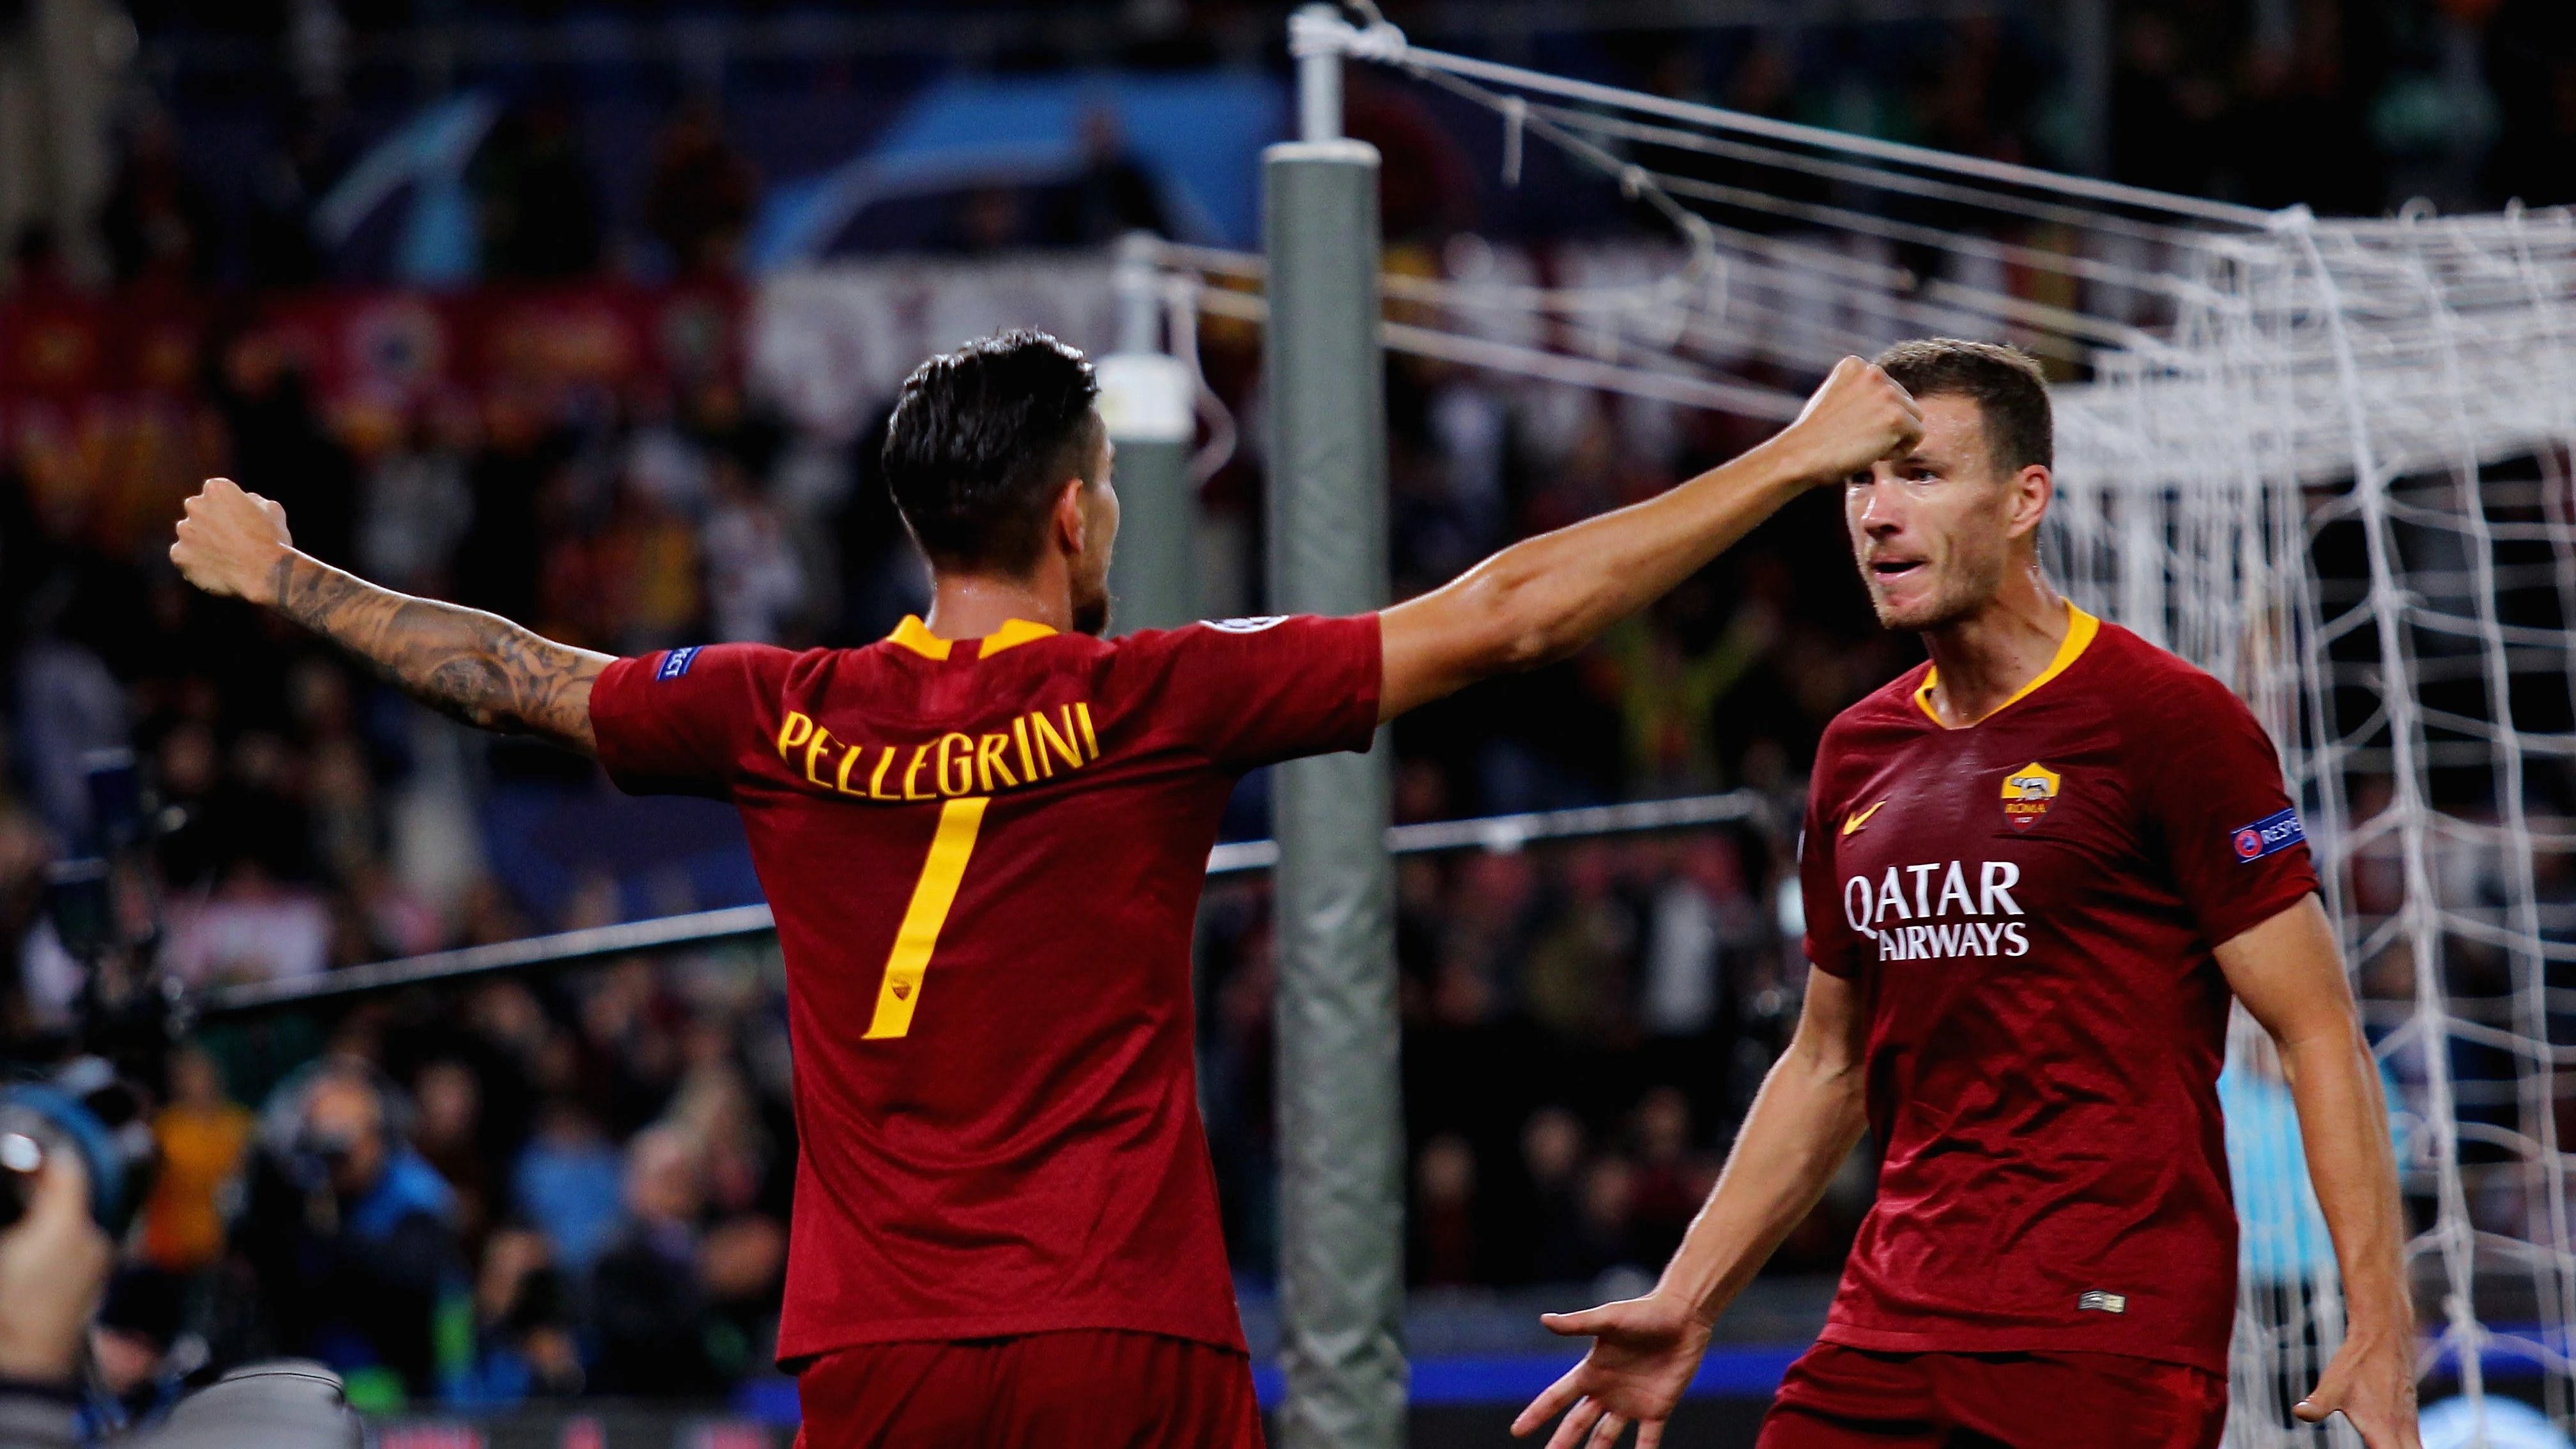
[{"left": 1867, "top": 551, "right": 2007, "bottom": 634}]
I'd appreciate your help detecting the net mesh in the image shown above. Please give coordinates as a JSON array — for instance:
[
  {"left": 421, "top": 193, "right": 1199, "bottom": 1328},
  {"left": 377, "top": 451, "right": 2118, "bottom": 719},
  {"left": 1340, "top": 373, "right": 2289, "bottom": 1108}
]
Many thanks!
[
  {"left": 1259, "top": 12, "right": 2576, "bottom": 1439},
  {"left": 2055, "top": 211, "right": 2576, "bottom": 1443}
]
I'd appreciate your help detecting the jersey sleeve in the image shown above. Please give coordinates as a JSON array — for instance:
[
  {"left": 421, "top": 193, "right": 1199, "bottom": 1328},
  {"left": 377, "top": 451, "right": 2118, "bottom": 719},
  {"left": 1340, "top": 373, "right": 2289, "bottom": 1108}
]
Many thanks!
[
  {"left": 588, "top": 643, "right": 794, "bottom": 799},
  {"left": 1119, "top": 615, "right": 1383, "bottom": 771},
  {"left": 2138, "top": 673, "right": 2321, "bottom": 947},
  {"left": 1798, "top": 738, "right": 1868, "bottom": 979}
]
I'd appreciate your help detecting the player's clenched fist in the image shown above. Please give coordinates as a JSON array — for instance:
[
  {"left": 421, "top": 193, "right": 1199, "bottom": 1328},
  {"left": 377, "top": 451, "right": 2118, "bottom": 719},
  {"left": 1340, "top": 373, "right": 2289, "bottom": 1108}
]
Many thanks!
[
  {"left": 1780, "top": 356, "right": 1924, "bottom": 485},
  {"left": 171, "top": 477, "right": 296, "bottom": 606}
]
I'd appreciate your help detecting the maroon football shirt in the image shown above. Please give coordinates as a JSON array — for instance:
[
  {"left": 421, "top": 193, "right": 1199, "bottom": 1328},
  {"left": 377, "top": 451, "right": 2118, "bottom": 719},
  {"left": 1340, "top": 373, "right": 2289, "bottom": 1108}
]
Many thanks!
[
  {"left": 1798, "top": 605, "right": 2319, "bottom": 1372},
  {"left": 586, "top": 613, "right": 1382, "bottom": 1361}
]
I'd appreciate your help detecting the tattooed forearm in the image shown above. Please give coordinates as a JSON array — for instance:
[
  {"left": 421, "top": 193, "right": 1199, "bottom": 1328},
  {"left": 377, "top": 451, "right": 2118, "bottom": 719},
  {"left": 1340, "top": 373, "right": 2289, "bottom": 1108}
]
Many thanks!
[{"left": 269, "top": 553, "right": 613, "bottom": 755}]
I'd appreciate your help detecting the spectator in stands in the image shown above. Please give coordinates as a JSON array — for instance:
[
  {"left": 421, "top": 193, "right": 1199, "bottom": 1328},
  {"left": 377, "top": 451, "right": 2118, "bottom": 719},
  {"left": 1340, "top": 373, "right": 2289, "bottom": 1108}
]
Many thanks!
[
  {"left": 1640, "top": 838, "right": 1742, "bottom": 1041},
  {"left": 139, "top": 1046, "right": 253, "bottom": 1275},
  {"left": 410, "top": 1060, "right": 493, "bottom": 1254},
  {"left": 701, "top": 457, "right": 804, "bottom": 645},
  {"left": 213, "top": 335, "right": 355, "bottom": 570},
  {"left": 236, "top": 1063, "right": 464, "bottom": 1406},
  {"left": 1524, "top": 1106, "right": 1591, "bottom": 1284},
  {"left": 1627, "top": 1087, "right": 1715, "bottom": 1267},
  {"left": 451, "top": 391, "right": 561, "bottom": 629},
  {"left": 457, "top": 1224, "right": 583, "bottom": 1404},
  {"left": 1570, "top": 1153, "right": 1646, "bottom": 1286},
  {"left": 469, "top": 98, "right": 606, "bottom": 280},
  {"left": 939, "top": 186, "right": 1034, "bottom": 255},
  {"left": 1044, "top": 106, "right": 1171, "bottom": 245},
  {"left": 1411, "top": 1134, "right": 1481, "bottom": 1287},
  {"left": 2487, "top": 0, "right": 2576, "bottom": 206},
  {"left": 644, "top": 99, "right": 760, "bottom": 279},
  {"left": 100, "top": 112, "right": 217, "bottom": 288},
  {"left": 511, "top": 1098, "right": 626, "bottom": 1275},
  {"left": 13, "top": 599, "right": 126, "bottom": 848},
  {"left": 1522, "top": 843, "right": 1640, "bottom": 1046},
  {"left": 699, "top": 1209, "right": 788, "bottom": 1383},
  {"left": 588, "top": 1125, "right": 726, "bottom": 1398},
  {"left": 1432, "top": 850, "right": 1536, "bottom": 1027},
  {"left": 2108, "top": 11, "right": 2225, "bottom": 197},
  {"left": 2230, "top": 0, "right": 2383, "bottom": 215},
  {"left": 356, "top": 406, "right": 473, "bottom": 599}
]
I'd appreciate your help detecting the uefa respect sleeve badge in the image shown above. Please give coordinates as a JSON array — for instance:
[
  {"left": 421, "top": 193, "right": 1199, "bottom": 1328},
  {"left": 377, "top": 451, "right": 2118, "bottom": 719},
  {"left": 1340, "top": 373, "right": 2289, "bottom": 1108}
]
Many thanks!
[{"left": 2231, "top": 808, "right": 2304, "bottom": 862}]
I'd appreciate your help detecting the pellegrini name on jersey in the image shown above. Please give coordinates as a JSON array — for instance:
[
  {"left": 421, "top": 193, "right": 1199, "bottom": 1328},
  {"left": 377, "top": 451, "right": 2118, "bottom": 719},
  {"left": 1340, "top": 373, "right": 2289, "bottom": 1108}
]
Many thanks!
[{"left": 585, "top": 613, "right": 1383, "bottom": 1363}]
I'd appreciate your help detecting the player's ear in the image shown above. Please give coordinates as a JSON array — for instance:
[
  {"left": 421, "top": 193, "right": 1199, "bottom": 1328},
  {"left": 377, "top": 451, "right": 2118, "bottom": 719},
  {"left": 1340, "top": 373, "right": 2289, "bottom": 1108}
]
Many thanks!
[
  {"left": 1050, "top": 477, "right": 1089, "bottom": 556},
  {"left": 2004, "top": 464, "right": 2053, "bottom": 542}
]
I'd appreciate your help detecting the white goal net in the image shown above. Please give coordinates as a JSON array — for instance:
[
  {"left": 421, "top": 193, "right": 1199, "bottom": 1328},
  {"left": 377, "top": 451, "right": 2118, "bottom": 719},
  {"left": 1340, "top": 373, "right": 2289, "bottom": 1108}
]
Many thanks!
[
  {"left": 1250, "top": 12, "right": 2576, "bottom": 1443},
  {"left": 2053, "top": 208, "right": 2576, "bottom": 1444}
]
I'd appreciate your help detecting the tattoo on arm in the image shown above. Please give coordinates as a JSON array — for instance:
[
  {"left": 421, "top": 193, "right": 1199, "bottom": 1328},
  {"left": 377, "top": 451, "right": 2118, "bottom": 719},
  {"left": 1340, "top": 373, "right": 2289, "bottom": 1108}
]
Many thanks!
[{"left": 270, "top": 553, "right": 612, "bottom": 755}]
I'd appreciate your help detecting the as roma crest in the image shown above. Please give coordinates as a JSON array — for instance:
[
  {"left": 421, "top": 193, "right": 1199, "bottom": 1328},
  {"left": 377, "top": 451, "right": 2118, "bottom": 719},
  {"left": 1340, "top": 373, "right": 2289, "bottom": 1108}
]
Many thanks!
[{"left": 2002, "top": 762, "right": 2060, "bottom": 831}]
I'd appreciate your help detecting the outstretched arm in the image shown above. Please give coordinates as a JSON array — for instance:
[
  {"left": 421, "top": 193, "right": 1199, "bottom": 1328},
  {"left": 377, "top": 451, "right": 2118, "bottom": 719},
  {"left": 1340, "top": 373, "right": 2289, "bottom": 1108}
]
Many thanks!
[
  {"left": 1376, "top": 358, "right": 1920, "bottom": 722},
  {"left": 171, "top": 477, "right": 611, "bottom": 756},
  {"left": 1514, "top": 966, "right": 1870, "bottom": 1449},
  {"left": 2218, "top": 896, "right": 2421, "bottom": 1449}
]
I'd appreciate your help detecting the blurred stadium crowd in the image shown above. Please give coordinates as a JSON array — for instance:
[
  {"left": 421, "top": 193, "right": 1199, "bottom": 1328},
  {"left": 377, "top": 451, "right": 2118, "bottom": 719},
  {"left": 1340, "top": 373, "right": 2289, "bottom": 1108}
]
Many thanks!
[{"left": 0, "top": 0, "right": 2563, "bottom": 1413}]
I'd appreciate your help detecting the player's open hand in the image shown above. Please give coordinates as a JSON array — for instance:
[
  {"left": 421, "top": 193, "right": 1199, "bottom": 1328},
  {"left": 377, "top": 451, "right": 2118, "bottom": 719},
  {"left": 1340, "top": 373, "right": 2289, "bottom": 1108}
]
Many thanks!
[
  {"left": 1780, "top": 356, "right": 1923, "bottom": 486},
  {"left": 2293, "top": 1328, "right": 2421, "bottom": 1449},
  {"left": 1511, "top": 1292, "right": 1709, "bottom": 1449},
  {"left": 171, "top": 477, "right": 296, "bottom": 606}
]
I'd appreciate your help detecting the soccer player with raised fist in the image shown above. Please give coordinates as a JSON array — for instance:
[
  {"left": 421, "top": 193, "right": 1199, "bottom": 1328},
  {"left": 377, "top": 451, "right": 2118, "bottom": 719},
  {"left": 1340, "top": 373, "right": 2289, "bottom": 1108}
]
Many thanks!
[
  {"left": 171, "top": 330, "right": 1920, "bottom": 1446},
  {"left": 1514, "top": 341, "right": 2419, "bottom": 1449}
]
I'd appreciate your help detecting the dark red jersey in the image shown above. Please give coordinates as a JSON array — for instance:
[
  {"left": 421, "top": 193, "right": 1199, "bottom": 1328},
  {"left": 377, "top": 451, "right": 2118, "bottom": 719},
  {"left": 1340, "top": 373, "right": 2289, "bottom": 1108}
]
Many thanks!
[
  {"left": 587, "top": 613, "right": 1382, "bottom": 1361},
  {"left": 1797, "top": 606, "right": 2318, "bottom": 1372}
]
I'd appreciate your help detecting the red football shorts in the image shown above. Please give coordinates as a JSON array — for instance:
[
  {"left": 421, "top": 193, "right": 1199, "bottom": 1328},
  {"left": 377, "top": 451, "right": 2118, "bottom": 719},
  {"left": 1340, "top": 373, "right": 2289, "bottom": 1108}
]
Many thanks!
[
  {"left": 790, "top": 1329, "right": 1264, "bottom": 1448},
  {"left": 1759, "top": 1343, "right": 2227, "bottom": 1449}
]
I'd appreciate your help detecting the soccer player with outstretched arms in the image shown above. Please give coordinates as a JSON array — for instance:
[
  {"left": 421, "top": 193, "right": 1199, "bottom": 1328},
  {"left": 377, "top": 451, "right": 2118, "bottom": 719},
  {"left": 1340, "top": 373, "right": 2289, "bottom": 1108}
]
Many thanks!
[
  {"left": 1514, "top": 340, "right": 2418, "bottom": 1449},
  {"left": 169, "top": 330, "right": 1920, "bottom": 1446}
]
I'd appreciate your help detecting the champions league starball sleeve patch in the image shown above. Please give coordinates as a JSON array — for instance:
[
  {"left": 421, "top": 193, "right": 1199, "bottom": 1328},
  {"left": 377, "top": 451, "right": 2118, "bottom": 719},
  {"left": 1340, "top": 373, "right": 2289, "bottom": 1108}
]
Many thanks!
[{"left": 2230, "top": 808, "right": 2305, "bottom": 862}]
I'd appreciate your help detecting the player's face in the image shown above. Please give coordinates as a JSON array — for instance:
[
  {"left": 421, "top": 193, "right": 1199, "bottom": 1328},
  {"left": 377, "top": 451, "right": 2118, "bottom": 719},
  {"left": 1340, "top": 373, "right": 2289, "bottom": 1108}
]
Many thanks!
[
  {"left": 1069, "top": 429, "right": 1119, "bottom": 637},
  {"left": 1844, "top": 394, "right": 2018, "bottom": 631}
]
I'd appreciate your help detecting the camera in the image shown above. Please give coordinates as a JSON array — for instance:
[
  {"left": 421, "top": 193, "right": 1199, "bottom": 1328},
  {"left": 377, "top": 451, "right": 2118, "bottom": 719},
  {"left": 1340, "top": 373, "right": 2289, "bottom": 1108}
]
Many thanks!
[
  {"left": 0, "top": 1067, "right": 152, "bottom": 1236},
  {"left": 0, "top": 751, "right": 360, "bottom": 1449}
]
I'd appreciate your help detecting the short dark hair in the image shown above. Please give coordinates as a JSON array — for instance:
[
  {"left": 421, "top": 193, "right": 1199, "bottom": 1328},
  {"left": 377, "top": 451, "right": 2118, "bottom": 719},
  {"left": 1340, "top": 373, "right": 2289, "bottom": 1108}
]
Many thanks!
[
  {"left": 883, "top": 330, "right": 1102, "bottom": 576},
  {"left": 1871, "top": 338, "right": 2052, "bottom": 475}
]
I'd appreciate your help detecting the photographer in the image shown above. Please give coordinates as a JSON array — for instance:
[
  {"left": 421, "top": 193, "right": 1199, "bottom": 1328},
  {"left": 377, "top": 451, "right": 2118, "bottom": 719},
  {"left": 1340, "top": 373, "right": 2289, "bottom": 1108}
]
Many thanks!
[
  {"left": 236, "top": 1064, "right": 463, "bottom": 1406},
  {"left": 0, "top": 1149, "right": 114, "bottom": 1448},
  {"left": 0, "top": 1111, "right": 365, "bottom": 1449}
]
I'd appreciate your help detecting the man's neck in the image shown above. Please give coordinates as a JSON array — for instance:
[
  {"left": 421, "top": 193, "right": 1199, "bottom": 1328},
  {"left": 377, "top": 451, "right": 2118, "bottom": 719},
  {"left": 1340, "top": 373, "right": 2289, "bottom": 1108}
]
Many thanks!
[
  {"left": 1919, "top": 563, "right": 2070, "bottom": 728},
  {"left": 923, "top": 567, "right": 1073, "bottom": 640}
]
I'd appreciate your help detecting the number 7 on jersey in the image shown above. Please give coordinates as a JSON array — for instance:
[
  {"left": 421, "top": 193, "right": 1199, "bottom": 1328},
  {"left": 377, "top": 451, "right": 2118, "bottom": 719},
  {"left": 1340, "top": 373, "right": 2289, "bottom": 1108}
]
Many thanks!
[{"left": 864, "top": 796, "right": 990, "bottom": 1039}]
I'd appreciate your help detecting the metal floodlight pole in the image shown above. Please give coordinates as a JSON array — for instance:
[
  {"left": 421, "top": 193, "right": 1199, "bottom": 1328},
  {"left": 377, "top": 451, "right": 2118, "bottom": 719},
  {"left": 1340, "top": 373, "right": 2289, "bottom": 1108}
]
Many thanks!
[
  {"left": 1266, "top": 8, "right": 1405, "bottom": 1446},
  {"left": 1099, "top": 232, "right": 1199, "bottom": 632}
]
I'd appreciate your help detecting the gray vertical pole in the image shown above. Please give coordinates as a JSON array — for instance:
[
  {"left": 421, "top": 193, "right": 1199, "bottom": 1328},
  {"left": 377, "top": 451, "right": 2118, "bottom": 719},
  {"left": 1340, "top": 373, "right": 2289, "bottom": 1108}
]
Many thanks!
[
  {"left": 1100, "top": 233, "right": 1198, "bottom": 632},
  {"left": 1266, "top": 9, "right": 1404, "bottom": 1445}
]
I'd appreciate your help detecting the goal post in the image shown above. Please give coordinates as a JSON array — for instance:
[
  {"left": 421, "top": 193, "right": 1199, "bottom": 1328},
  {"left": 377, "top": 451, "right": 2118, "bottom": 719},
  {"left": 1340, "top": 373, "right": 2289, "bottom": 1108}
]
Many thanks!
[{"left": 1262, "top": 11, "right": 1406, "bottom": 1446}]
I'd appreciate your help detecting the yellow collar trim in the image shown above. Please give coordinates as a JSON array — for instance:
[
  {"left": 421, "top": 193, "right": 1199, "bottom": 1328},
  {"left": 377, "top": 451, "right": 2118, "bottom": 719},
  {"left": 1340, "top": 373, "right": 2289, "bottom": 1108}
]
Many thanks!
[
  {"left": 887, "top": 616, "right": 953, "bottom": 661},
  {"left": 1914, "top": 602, "right": 2099, "bottom": 730},
  {"left": 978, "top": 618, "right": 1059, "bottom": 657},
  {"left": 885, "top": 615, "right": 1059, "bottom": 661}
]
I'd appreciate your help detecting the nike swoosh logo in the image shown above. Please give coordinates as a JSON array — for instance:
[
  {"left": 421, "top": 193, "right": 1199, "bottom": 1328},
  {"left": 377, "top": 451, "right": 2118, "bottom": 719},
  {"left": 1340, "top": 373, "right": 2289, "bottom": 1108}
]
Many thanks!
[{"left": 1843, "top": 800, "right": 1889, "bottom": 835}]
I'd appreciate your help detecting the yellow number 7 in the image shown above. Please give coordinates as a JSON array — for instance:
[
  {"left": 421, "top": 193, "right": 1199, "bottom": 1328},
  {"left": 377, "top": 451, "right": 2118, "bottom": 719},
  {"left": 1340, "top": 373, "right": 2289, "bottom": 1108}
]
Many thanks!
[{"left": 864, "top": 796, "right": 990, "bottom": 1039}]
